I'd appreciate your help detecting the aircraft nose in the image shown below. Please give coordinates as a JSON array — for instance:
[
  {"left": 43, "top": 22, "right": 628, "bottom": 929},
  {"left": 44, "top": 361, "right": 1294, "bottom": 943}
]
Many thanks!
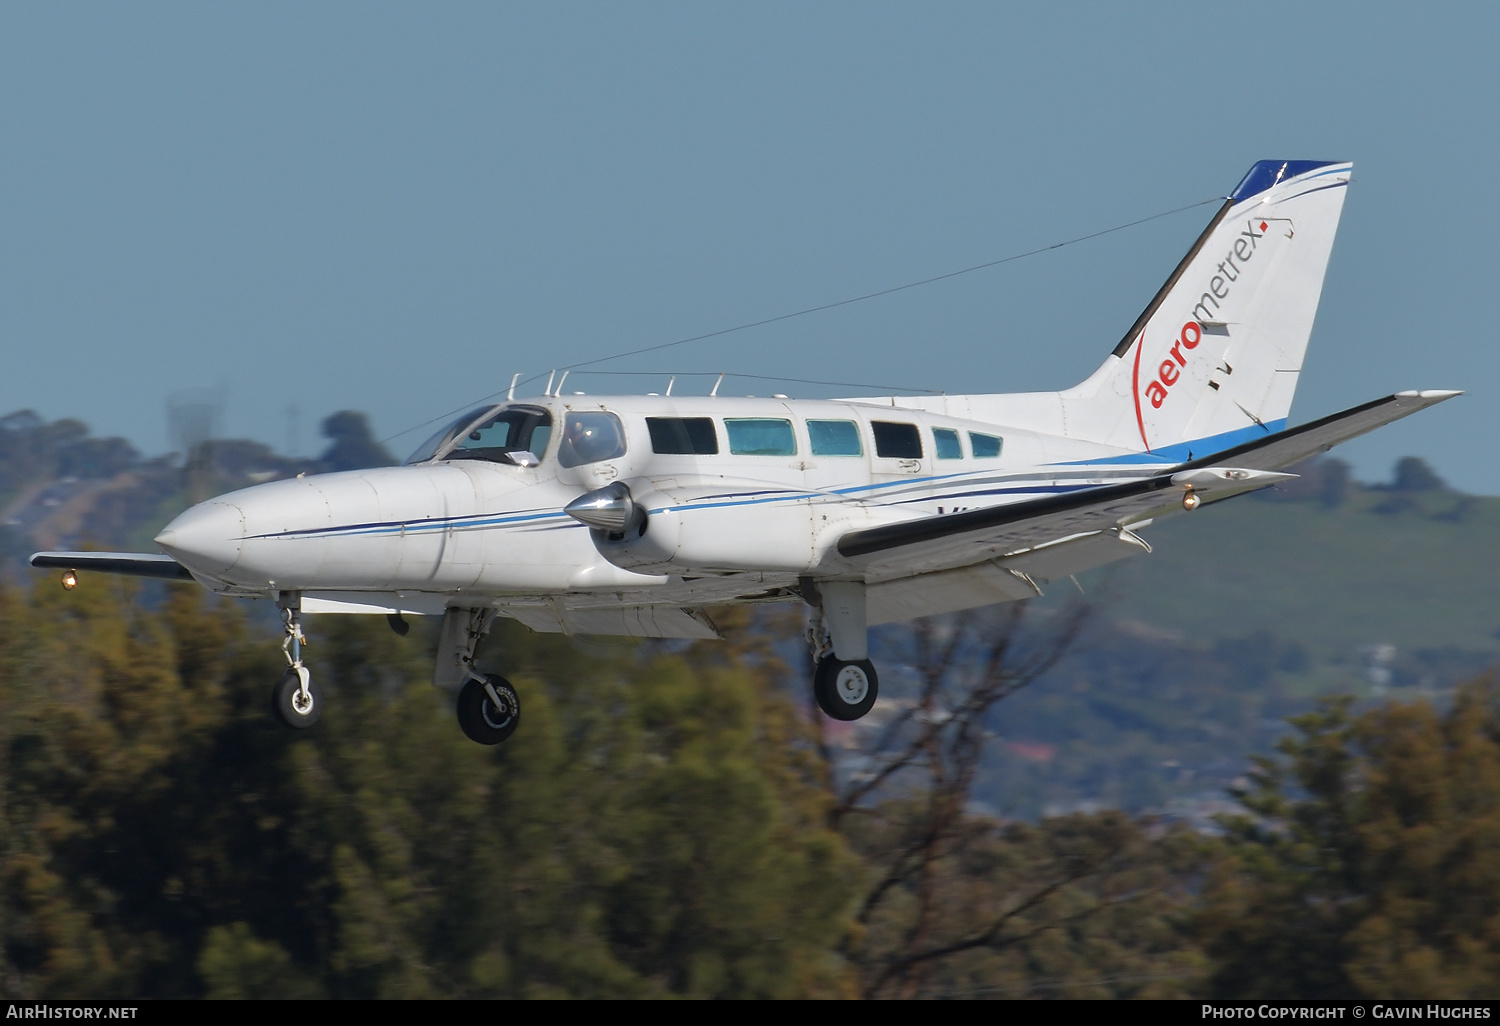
[{"left": 155, "top": 500, "right": 245, "bottom": 576}]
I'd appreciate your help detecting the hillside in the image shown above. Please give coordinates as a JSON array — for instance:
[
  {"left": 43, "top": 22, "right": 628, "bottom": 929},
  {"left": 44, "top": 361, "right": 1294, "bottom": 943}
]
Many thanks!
[
  {"left": 963, "top": 458, "right": 1500, "bottom": 822},
  {"left": 1099, "top": 478, "right": 1500, "bottom": 667}
]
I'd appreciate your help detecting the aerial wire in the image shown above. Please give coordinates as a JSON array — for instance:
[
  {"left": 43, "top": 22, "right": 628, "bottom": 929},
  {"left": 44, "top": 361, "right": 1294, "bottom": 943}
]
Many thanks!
[{"left": 380, "top": 194, "right": 1224, "bottom": 446}]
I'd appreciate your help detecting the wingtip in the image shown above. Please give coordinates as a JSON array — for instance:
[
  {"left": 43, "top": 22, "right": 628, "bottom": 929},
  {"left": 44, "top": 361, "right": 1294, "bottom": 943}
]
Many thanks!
[{"left": 1395, "top": 389, "right": 1463, "bottom": 402}]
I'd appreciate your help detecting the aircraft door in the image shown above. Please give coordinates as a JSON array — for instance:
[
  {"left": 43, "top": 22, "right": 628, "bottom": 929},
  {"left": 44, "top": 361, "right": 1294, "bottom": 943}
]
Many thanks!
[{"left": 862, "top": 417, "right": 929, "bottom": 484}]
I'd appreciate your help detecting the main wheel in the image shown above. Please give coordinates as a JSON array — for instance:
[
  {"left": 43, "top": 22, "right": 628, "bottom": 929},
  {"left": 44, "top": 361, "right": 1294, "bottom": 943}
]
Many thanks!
[
  {"left": 457, "top": 674, "right": 521, "bottom": 745},
  {"left": 813, "top": 656, "right": 879, "bottom": 721},
  {"left": 272, "top": 668, "right": 322, "bottom": 729}
]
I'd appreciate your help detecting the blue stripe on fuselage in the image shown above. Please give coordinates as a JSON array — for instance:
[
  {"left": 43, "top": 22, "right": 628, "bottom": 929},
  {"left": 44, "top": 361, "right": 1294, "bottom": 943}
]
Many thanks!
[{"left": 1053, "top": 418, "right": 1287, "bottom": 467}]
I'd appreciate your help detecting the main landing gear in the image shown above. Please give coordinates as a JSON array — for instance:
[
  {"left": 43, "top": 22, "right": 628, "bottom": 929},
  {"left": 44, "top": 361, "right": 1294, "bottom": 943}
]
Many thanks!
[
  {"left": 804, "top": 579, "right": 879, "bottom": 721},
  {"left": 273, "top": 596, "right": 321, "bottom": 729},
  {"left": 456, "top": 674, "right": 520, "bottom": 745},
  {"left": 436, "top": 607, "right": 523, "bottom": 746}
]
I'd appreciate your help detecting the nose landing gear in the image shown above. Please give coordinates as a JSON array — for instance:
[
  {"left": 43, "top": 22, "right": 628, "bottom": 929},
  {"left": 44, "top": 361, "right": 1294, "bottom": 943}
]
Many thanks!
[{"left": 272, "top": 595, "right": 321, "bottom": 729}]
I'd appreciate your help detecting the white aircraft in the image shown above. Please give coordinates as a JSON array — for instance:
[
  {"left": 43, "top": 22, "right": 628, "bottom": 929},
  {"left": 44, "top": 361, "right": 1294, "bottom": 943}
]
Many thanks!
[{"left": 33, "top": 160, "right": 1457, "bottom": 744}]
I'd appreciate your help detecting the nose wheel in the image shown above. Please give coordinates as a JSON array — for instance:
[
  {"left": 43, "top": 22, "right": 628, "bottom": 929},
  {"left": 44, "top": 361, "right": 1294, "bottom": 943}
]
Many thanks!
[
  {"left": 272, "top": 667, "right": 322, "bottom": 728},
  {"left": 457, "top": 673, "right": 521, "bottom": 745},
  {"left": 813, "top": 655, "right": 879, "bottom": 721}
]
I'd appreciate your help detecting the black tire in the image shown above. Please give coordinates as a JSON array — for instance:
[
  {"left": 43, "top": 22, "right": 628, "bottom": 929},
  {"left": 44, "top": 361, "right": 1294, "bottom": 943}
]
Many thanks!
[
  {"left": 272, "top": 668, "right": 322, "bottom": 729},
  {"left": 813, "top": 656, "right": 879, "bottom": 721},
  {"left": 457, "top": 674, "right": 521, "bottom": 745}
]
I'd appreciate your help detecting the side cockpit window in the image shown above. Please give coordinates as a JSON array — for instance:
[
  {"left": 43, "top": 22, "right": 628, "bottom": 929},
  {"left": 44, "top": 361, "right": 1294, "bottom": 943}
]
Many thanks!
[{"left": 558, "top": 412, "right": 628, "bottom": 468}]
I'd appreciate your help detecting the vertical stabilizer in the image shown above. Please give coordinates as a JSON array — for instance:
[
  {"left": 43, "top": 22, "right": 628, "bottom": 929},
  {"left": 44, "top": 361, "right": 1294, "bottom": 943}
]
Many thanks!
[{"left": 1060, "top": 160, "right": 1352, "bottom": 458}]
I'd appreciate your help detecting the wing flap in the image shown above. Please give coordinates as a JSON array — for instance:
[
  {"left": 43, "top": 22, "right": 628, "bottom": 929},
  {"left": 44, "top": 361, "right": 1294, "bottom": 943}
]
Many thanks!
[{"left": 868, "top": 562, "right": 1039, "bottom": 625}]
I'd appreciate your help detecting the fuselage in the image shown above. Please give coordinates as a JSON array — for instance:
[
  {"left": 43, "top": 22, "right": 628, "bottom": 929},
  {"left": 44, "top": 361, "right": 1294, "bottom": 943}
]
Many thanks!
[{"left": 153, "top": 392, "right": 1177, "bottom": 612}]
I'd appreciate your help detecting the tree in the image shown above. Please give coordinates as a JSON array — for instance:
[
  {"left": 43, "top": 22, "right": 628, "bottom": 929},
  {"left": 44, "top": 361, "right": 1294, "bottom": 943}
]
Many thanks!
[
  {"left": 813, "top": 602, "right": 1202, "bottom": 997},
  {"left": 0, "top": 585, "right": 858, "bottom": 998},
  {"left": 317, "top": 412, "right": 393, "bottom": 472},
  {"left": 1199, "top": 677, "right": 1500, "bottom": 999},
  {"left": 1391, "top": 456, "right": 1448, "bottom": 493}
]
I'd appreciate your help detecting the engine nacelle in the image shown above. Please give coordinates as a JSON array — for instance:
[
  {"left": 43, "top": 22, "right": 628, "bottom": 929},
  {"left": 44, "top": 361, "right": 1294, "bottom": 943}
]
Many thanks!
[{"left": 573, "top": 480, "right": 844, "bottom": 575}]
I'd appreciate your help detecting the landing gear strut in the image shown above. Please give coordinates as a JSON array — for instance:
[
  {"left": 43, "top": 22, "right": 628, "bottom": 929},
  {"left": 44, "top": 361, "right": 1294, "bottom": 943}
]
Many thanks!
[
  {"left": 273, "top": 595, "right": 321, "bottom": 729},
  {"left": 804, "top": 579, "right": 879, "bottom": 721}
]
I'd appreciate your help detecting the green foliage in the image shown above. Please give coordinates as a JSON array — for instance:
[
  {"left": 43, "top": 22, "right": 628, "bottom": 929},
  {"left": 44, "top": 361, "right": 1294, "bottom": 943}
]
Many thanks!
[
  {"left": 844, "top": 807, "right": 1208, "bottom": 998},
  {"left": 13, "top": 579, "right": 1500, "bottom": 1000},
  {"left": 0, "top": 586, "right": 855, "bottom": 998},
  {"left": 1200, "top": 678, "right": 1500, "bottom": 999}
]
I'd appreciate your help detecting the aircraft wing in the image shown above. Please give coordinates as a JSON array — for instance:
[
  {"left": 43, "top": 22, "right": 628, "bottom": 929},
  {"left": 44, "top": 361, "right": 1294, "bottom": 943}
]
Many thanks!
[
  {"left": 839, "top": 390, "right": 1459, "bottom": 579},
  {"left": 29, "top": 551, "right": 195, "bottom": 581}
]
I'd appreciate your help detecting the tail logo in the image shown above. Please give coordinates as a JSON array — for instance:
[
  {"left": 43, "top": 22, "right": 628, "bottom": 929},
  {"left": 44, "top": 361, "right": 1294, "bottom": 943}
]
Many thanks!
[
  {"left": 1191, "top": 219, "right": 1268, "bottom": 324},
  {"left": 1132, "top": 321, "right": 1203, "bottom": 451},
  {"left": 1144, "top": 321, "right": 1203, "bottom": 410},
  {"left": 1132, "top": 215, "right": 1275, "bottom": 450}
]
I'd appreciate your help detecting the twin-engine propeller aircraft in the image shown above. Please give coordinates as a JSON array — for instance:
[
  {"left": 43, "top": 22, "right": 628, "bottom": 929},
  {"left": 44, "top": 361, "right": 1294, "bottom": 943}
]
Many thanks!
[{"left": 33, "top": 160, "right": 1457, "bottom": 744}]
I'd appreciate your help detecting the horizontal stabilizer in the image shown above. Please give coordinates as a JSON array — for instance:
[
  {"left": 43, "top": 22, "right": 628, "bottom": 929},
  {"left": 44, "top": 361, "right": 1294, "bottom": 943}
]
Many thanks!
[
  {"left": 30, "top": 551, "right": 195, "bottom": 581},
  {"left": 1177, "top": 390, "right": 1461, "bottom": 473},
  {"left": 837, "top": 390, "right": 1459, "bottom": 571}
]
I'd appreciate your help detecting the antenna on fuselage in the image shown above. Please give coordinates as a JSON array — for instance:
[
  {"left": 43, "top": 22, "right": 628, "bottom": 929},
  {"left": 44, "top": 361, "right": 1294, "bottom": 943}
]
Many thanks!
[
  {"left": 544, "top": 370, "right": 556, "bottom": 397},
  {"left": 665, "top": 375, "right": 675, "bottom": 396},
  {"left": 554, "top": 370, "right": 570, "bottom": 396},
  {"left": 710, "top": 372, "right": 724, "bottom": 397},
  {"left": 507, "top": 373, "right": 520, "bottom": 401}
]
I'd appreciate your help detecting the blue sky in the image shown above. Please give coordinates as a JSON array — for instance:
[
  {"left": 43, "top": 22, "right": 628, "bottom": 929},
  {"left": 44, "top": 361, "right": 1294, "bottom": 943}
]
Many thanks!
[{"left": 2, "top": 3, "right": 1493, "bottom": 487}]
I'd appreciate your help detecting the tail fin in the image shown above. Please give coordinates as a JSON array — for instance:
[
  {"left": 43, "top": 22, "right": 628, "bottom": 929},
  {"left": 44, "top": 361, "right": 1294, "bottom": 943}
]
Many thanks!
[{"left": 1063, "top": 160, "right": 1352, "bottom": 458}]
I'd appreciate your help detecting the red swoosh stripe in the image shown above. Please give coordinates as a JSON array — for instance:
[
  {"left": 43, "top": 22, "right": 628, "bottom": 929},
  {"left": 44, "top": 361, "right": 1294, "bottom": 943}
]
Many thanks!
[{"left": 1131, "top": 331, "right": 1150, "bottom": 452}]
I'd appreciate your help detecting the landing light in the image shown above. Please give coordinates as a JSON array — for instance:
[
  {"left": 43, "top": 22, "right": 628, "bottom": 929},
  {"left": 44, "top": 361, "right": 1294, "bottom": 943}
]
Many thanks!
[
  {"left": 61, "top": 569, "right": 78, "bottom": 590},
  {"left": 1181, "top": 489, "right": 1200, "bottom": 511}
]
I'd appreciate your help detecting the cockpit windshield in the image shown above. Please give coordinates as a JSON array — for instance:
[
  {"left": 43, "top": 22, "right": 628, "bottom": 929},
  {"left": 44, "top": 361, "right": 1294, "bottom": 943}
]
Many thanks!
[
  {"left": 443, "top": 405, "right": 553, "bottom": 464},
  {"left": 403, "top": 404, "right": 554, "bottom": 466},
  {"left": 404, "top": 406, "right": 499, "bottom": 465}
]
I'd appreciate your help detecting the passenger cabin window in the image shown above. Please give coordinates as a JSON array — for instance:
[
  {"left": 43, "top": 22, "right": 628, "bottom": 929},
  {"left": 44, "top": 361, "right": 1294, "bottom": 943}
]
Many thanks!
[
  {"left": 969, "top": 432, "right": 1003, "bottom": 458},
  {"left": 933, "top": 428, "right": 963, "bottom": 460},
  {"left": 557, "top": 412, "right": 627, "bottom": 468},
  {"left": 647, "top": 417, "right": 718, "bottom": 455},
  {"left": 445, "top": 406, "right": 553, "bottom": 465},
  {"left": 725, "top": 418, "right": 796, "bottom": 456},
  {"left": 872, "top": 421, "right": 922, "bottom": 460},
  {"left": 807, "top": 419, "right": 862, "bottom": 456}
]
